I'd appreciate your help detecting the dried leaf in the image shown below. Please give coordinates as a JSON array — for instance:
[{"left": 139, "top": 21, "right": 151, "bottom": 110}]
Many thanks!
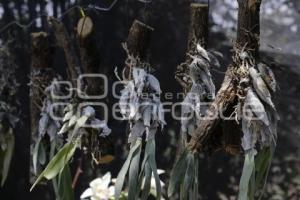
[
  {"left": 257, "top": 63, "right": 276, "bottom": 93},
  {"left": 245, "top": 88, "right": 270, "bottom": 126},
  {"left": 249, "top": 67, "right": 275, "bottom": 109}
]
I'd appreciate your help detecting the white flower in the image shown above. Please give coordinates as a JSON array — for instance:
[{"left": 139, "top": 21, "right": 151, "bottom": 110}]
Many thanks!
[{"left": 81, "top": 172, "right": 115, "bottom": 200}]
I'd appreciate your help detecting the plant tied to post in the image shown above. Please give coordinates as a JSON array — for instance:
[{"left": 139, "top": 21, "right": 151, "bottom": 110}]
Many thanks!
[
  {"left": 233, "top": 44, "right": 279, "bottom": 200},
  {"left": 0, "top": 45, "right": 19, "bottom": 187},
  {"left": 30, "top": 16, "right": 111, "bottom": 199},
  {"left": 114, "top": 44, "right": 166, "bottom": 200},
  {"left": 169, "top": 43, "right": 221, "bottom": 200},
  {"left": 30, "top": 78, "right": 111, "bottom": 197},
  {"left": 169, "top": 1, "right": 279, "bottom": 199}
]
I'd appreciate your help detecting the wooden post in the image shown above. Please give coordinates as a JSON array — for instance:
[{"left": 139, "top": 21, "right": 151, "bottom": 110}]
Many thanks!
[
  {"left": 77, "top": 16, "right": 102, "bottom": 96},
  {"left": 236, "top": 0, "right": 261, "bottom": 58},
  {"left": 49, "top": 17, "right": 82, "bottom": 86},
  {"left": 126, "top": 20, "right": 154, "bottom": 60},
  {"left": 30, "top": 32, "right": 55, "bottom": 139},
  {"left": 175, "top": 3, "right": 210, "bottom": 154},
  {"left": 122, "top": 20, "right": 153, "bottom": 80},
  {"left": 188, "top": 0, "right": 262, "bottom": 153},
  {"left": 187, "top": 3, "right": 209, "bottom": 60},
  {"left": 175, "top": 3, "right": 209, "bottom": 92}
]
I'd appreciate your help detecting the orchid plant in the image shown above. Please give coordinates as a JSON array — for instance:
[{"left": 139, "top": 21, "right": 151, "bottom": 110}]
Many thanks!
[
  {"left": 169, "top": 44, "right": 220, "bottom": 200},
  {"left": 235, "top": 50, "right": 279, "bottom": 200},
  {"left": 81, "top": 170, "right": 166, "bottom": 200},
  {"left": 30, "top": 79, "right": 111, "bottom": 200},
  {"left": 114, "top": 56, "right": 166, "bottom": 200}
]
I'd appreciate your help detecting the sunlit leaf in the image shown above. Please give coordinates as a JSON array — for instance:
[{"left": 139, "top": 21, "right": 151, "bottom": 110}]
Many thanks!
[{"left": 30, "top": 142, "right": 77, "bottom": 191}]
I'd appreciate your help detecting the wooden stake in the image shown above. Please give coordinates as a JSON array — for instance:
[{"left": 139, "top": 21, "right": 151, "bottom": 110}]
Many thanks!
[
  {"left": 125, "top": 20, "right": 154, "bottom": 60},
  {"left": 30, "top": 32, "right": 55, "bottom": 139},
  {"left": 49, "top": 17, "right": 82, "bottom": 86}
]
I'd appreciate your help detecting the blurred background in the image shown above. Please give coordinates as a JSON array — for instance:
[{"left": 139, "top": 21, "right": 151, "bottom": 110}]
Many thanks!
[{"left": 0, "top": 0, "right": 299, "bottom": 199}]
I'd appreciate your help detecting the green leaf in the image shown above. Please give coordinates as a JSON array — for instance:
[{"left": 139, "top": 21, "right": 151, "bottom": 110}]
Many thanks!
[
  {"left": 182, "top": 154, "right": 195, "bottom": 200},
  {"left": 33, "top": 137, "right": 41, "bottom": 175},
  {"left": 147, "top": 139, "right": 161, "bottom": 200},
  {"left": 38, "top": 141, "right": 46, "bottom": 165},
  {"left": 255, "top": 146, "right": 274, "bottom": 200},
  {"left": 141, "top": 163, "right": 152, "bottom": 200},
  {"left": 58, "top": 165, "right": 74, "bottom": 200},
  {"left": 192, "top": 157, "right": 199, "bottom": 200},
  {"left": 69, "top": 115, "right": 88, "bottom": 140},
  {"left": 30, "top": 142, "right": 77, "bottom": 191},
  {"left": 168, "top": 150, "right": 188, "bottom": 197},
  {"left": 128, "top": 141, "right": 142, "bottom": 200},
  {"left": 115, "top": 139, "right": 142, "bottom": 200},
  {"left": 1, "top": 128, "right": 14, "bottom": 186},
  {"left": 238, "top": 149, "right": 255, "bottom": 200}
]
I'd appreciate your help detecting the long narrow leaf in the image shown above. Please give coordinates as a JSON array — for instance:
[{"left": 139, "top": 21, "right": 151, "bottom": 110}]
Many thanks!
[
  {"left": 128, "top": 141, "right": 142, "bottom": 200},
  {"left": 182, "top": 154, "right": 195, "bottom": 200},
  {"left": 147, "top": 139, "right": 161, "bottom": 200},
  {"left": 58, "top": 165, "right": 74, "bottom": 200},
  {"left": 238, "top": 149, "right": 255, "bottom": 200},
  {"left": 115, "top": 139, "right": 142, "bottom": 200},
  {"left": 1, "top": 129, "right": 14, "bottom": 186},
  {"left": 255, "top": 144, "right": 275, "bottom": 200},
  {"left": 30, "top": 142, "right": 77, "bottom": 191},
  {"left": 168, "top": 150, "right": 188, "bottom": 197},
  {"left": 141, "top": 163, "right": 152, "bottom": 200}
]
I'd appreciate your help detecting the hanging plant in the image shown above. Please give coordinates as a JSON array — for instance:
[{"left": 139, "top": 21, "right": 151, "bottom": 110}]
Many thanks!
[
  {"left": 169, "top": 44, "right": 220, "bottom": 200},
  {"left": 234, "top": 49, "right": 279, "bottom": 200},
  {"left": 0, "top": 46, "right": 19, "bottom": 187},
  {"left": 115, "top": 59, "right": 166, "bottom": 200},
  {"left": 31, "top": 78, "right": 64, "bottom": 176},
  {"left": 30, "top": 81, "right": 111, "bottom": 192},
  {"left": 180, "top": 44, "right": 220, "bottom": 145}
]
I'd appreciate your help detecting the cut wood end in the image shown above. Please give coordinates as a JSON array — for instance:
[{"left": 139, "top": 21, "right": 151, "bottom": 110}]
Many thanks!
[
  {"left": 77, "top": 16, "right": 94, "bottom": 38},
  {"left": 190, "top": 3, "right": 209, "bottom": 8},
  {"left": 133, "top": 19, "right": 154, "bottom": 31},
  {"left": 31, "top": 32, "right": 48, "bottom": 38}
]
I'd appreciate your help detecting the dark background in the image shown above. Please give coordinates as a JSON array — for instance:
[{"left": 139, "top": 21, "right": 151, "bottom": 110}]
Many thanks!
[{"left": 0, "top": 0, "right": 299, "bottom": 199}]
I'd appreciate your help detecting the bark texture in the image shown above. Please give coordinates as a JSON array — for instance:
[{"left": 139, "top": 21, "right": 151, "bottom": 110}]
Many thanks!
[
  {"left": 187, "top": 3, "right": 209, "bottom": 60},
  {"left": 188, "top": 0, "right": 262, "bottom": 153},
  {"left": 49, "top": 17, "right": 82, "bottom": 86},
  {"left": 176, "top": 3, "right": 209, "bottom": 92},
  {"left": 30, "top": 32, "right": 55, "bottom": 138},
  {"left": 77, "top": 16, "right": 102, "bottom": 96},
  {"left": 125, "top": 20, "right": 154, "bottom": 60}
]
